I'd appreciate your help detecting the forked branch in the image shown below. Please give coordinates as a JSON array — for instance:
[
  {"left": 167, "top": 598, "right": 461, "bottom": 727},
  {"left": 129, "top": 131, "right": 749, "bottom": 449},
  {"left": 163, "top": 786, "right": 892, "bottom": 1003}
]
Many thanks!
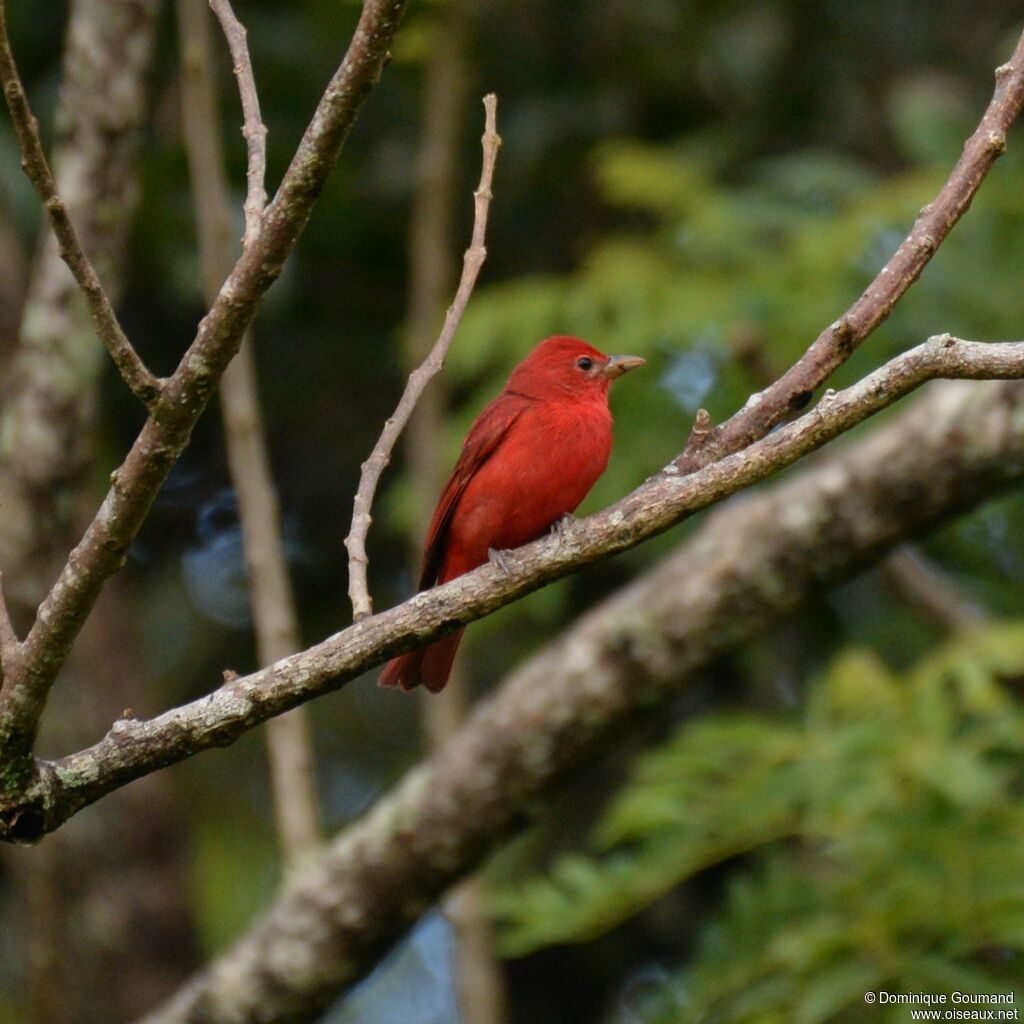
[
  {"left": 139, "top": 371, "right": 1024, "bottom": 1022},
  {"left": 0, "top": 0, "right": 410, "bottom": 765},
  {"left": 676, "top": 28, "right": 1024, "bottom": 472},
  {"left": 3, "top": 334, "right": 1022, "bottom": 841}
]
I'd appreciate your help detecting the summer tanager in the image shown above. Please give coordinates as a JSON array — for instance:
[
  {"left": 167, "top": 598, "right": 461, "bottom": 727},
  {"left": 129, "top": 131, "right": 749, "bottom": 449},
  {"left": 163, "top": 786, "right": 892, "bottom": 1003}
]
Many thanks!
[{"left": 379, "top": 335, "right": 644, "bottom": 694}]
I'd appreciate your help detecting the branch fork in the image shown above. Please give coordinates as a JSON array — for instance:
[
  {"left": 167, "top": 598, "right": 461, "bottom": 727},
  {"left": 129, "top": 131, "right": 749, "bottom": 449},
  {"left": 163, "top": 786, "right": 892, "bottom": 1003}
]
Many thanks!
[
  {"left": 0, "top": 0, "right": 411, "bottom": 765},
  {"left": 671, "top": 30, "right": 1024, "bottom": 476}
]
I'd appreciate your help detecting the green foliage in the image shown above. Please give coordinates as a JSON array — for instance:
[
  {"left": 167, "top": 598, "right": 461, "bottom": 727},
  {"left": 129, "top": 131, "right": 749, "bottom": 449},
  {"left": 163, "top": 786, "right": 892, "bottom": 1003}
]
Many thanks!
[
  {"left": 492, "top": 717, "right": 807, "bottom": 954},
  {"left": 493, "top": 623, "right": 1024, "bottom": 1021}
]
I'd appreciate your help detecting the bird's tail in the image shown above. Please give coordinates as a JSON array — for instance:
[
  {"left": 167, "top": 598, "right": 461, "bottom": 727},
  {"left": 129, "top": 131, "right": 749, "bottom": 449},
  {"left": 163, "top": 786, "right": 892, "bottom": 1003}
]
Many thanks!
[{"left": 378, "top": 628, "right": 465, "bottom": 694}]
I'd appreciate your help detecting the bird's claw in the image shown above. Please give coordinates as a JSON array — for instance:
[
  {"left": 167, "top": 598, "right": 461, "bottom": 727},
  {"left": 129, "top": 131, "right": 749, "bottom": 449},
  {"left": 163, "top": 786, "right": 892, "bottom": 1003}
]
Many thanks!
[{"left": 488, "top": 547, "right": 513, "bottom": 575}]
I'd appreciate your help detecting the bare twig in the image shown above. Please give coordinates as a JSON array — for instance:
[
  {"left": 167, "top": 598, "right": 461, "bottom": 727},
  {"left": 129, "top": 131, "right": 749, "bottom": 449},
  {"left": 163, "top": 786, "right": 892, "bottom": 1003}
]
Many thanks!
[
  {"left": 0, "top": 573, "right": 18, "bottom": 675},
  {"left": 136, "top": 375, "right": 1024, "bottom": 1024},
  {"left": 883, "top": 545, "right": 990, "bottom": 632},
  {"left": 2, "top": 336, "right": 1021, "bottom": 842},
  {"left": 403, "top": 17, "right": 509, "bottom": 1021},
  {"left": 345, "top": 93, "right": 502, "bottom": 621},
  {"left": 0, "top": 191, "right": 26, "bottom": 353},
  {"left": 178, "top": 0, "right": 320, "bottom": 860},
  {"left": 209, "top": 0, "right": 267, "bottom": 246},
  {"left": 0, "top": 0, "right": 409, "bottom": 765},
  {"left": 0, "top": 3, "right": 161, "bottom": 408},
  {"left": 673, "top": 29, "right": 1024, "bottom": 474}
]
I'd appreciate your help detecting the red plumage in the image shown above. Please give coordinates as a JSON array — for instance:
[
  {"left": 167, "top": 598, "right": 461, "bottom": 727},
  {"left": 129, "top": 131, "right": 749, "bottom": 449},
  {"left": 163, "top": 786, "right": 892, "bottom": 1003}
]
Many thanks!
[{"left": 379, "top": 335, "right": 644, "bottom": 693}]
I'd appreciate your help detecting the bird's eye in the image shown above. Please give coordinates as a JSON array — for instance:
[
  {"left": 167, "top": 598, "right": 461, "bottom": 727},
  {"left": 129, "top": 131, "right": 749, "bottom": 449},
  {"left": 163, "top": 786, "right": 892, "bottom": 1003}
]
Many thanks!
[{"left": 576, "top": 357, "right": 593, "bottom": 371}]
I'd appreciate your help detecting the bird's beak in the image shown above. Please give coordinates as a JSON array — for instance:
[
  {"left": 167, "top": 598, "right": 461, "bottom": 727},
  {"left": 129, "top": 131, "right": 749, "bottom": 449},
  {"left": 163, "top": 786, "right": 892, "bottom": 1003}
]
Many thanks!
[{"left": 603, "top": 354, "right": 646, "bottom": 380}]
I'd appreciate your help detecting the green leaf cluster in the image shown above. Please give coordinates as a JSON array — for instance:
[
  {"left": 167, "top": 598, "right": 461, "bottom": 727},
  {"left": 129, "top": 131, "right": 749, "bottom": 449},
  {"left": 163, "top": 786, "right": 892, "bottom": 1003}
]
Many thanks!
[{"left": 494, "top": 623, "right": 1024, "bottom": 1021}]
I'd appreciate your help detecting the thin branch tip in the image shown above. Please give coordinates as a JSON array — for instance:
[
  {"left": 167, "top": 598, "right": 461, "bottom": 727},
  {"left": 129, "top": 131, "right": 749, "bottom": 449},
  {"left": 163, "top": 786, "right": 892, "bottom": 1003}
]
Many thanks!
[
  {"left": 672, "top": 27, "right": 1024, "bottom": 476},
  {"left": 346, "top": 91, "right": 501, "bottom": 618},
  {"left": 210, "top": 0, "right": 267, "bottom": 246},
  {"left": 0, "top": 572, "right": 17, "bottom": 650}
]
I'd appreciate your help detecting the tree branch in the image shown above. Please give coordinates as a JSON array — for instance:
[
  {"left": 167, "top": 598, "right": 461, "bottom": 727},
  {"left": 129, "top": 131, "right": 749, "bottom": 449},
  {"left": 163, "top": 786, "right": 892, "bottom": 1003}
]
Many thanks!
[
  {"left": 0, "top": 0, "right": 410, "bottom": 764},
  {"left": 0, "top": 572, "right": 18, "bottom": 678},
  {"left": 403, "top": 13, "right": 509, "bottom": 1019},
  {"left": 0, "top": 0, "right": 162, "bottom": 774},
  {"left": 178, "top": 0, "right": 321, "bottom": 860},
  {"left": 209, "top": 0, "right": 267, "bottom": 247},
  {"left": 883, "top": 545, "right": 990, "bottom": 632},
  {"left": 675, "top": 28, "right": 1024, "bottom": 472},
  {"left": 2, "top": 335, "right": 1021, "bottom": 841},
  {"left": 0, "top": 2, "right": 161, "bottom": 408},
  {"left": 136, "top": 375, "right": 1024, "bottom": 1024},
  {"left": 345, "top": 93, "right": 501, "bottom": 621}
]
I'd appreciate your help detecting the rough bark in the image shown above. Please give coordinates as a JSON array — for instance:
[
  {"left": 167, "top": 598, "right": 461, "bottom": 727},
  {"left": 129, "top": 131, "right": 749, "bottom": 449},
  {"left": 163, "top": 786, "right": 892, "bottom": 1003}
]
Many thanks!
[
  {"left": 0, "top": 331, "right": 1015, "bottom": 846},
  {"left": 0, "top": 5, "right": 201, "bottom": 1022},
  {"left": 0, "top": 0, "right": 160, "bottom": 613},
  {"left": 138, "top": 378, "right": 1024, "bottom": 1024}
]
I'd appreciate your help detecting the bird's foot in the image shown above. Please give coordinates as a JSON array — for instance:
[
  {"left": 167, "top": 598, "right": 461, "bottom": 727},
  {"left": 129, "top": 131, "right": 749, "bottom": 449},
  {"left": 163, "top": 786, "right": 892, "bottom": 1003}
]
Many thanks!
[{"left": 488, "top": 547, "right": 513, "bottom": 575}]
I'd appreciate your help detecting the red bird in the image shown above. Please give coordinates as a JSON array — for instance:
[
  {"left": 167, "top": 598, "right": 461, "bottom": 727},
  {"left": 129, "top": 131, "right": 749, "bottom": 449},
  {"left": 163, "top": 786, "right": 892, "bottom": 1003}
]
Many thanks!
[{"left": 379, "top": 335, "right": 644, "bottom": 694}]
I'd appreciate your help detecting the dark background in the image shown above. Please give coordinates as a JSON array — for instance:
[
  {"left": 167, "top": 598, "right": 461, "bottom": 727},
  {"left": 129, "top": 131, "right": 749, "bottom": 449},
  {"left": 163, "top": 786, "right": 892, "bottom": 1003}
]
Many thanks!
[{"left": 2, "top": 2, "right": 1024, "bottom": 1022}]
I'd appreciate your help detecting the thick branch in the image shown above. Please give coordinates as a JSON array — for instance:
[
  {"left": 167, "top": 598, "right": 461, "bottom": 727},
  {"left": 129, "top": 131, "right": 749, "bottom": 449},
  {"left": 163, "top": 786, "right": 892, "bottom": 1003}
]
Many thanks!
[
  {"left": 675, "top": 28, "right": 1024, "bottom": 472},
  {"left": 138, "top": 375, "right": 1024, "bottom": 1024},
  {"left": 0, "top": 0, "right": 409, "bottom": 761},
  {"left": 3, "top": 335, "right": 1022, "bottom": 841},
  {"left": 0, "top": 2, "right": 160, "bottom": 407},
  {"left": 209, "top": 0, "right": 267, "bottom": 246},
  {"left": 345, "top": 94, "right": 501, "bottom": 621}
]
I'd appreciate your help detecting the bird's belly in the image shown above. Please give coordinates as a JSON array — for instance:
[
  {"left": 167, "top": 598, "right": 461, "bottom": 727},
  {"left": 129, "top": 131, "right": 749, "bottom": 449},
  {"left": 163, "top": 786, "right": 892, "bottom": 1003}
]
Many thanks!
[{"left": 446, "top": 406, "right": 611, "bottom": 570}]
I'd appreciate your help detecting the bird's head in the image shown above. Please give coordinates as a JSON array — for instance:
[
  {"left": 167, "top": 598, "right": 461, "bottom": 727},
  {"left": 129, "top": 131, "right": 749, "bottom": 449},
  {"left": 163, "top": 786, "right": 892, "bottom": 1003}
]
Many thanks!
[{"left": 507, "top": 336, "right": 645, "bottom": 401}]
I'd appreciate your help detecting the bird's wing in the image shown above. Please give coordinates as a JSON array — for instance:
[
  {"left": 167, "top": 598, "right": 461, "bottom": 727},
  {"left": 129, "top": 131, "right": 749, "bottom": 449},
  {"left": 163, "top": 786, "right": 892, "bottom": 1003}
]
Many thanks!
[{"left": 419, "top": 391, "right": 530, "bottom": 589}]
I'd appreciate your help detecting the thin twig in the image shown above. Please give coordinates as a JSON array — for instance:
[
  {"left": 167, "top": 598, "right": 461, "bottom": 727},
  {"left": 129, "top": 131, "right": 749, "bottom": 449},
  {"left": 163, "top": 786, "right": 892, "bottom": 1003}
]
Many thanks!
[
  {"left": 209, "top": 0, "right": 267, "bottom": 247},
  {"left": 674, "top": 29, "right": 1024, "bottom": 474},
  {"left": 5, "top": 336, "right": 1022, "bottom": 842},
  {"left": 178, "top": 0, "right": 320, "bottom": 860},
  {"left": 0, "top": 3, "right": 161, "bottom": 408},
  {"left": 403, "top": 17, "right": 509, "bottom": 1021},
  {"left": 0, "top": 572, "right": 19, "bottom": 676},
  {"left": 345, "top": 94, "right": 502, "bottom": 621},
  {"left": 883, "top": 545, "right": 990, "bottom": 633}
]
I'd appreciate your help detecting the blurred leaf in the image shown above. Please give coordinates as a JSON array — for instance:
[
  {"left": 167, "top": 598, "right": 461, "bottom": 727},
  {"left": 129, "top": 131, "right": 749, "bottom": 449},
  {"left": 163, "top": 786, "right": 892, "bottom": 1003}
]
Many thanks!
[{"left": 494, "top": 622, "right": 1024, "bottom": 1021}]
